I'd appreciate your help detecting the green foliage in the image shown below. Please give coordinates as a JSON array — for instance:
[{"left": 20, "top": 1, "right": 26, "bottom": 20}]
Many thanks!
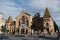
[
  {"left": 31, "top": 13, "right": 44, "bottom": 32},
  {"left": 54, "top": 21, "right": 58, "bottom": 32},
  {"left": 1, "top": 26, "right": 6, "bottom": 32}
]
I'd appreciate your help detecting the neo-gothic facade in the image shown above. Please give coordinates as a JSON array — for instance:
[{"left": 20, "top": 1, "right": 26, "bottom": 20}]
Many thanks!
[
  {"left": 16, "top": 8, "right": 56, "bottom": 34},
  {"left": 43, "top": 8, "right": 55, "bottom": 34},
  {"left": 16, "top": 10, "right": 33, "bottom": 34}
]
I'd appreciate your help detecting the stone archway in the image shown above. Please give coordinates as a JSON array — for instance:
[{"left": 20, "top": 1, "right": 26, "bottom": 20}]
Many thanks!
[
  {"left": 20, "top": 28, "right": 28, "bottom": 34},
  {"left": 21, "top": 28, "right": 25, "bottom": 34}
]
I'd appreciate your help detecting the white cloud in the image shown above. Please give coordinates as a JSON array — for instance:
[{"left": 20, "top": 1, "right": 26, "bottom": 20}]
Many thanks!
[
  {"left": 29, "top": 0, "right": 60, "bottom": 26},
  {"left": 29, "top": 0, "right": 60, "bottom": 11},
  {"left": 29, "top": 0, "right": 60, "bottom": 18},
  {"left": 54, "top": 18, "right": 60, "bottom": 21},
  {"left": 0, "top": 0, "right": 22, "bottom": 20},
  {"left": 0, "top": 0, "right": 60, "bottom": 26}
]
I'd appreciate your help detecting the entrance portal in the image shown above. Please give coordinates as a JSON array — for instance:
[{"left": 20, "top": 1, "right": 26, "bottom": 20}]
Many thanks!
[{"left": 21, "top": 29, "right": 25, "bottom": 34}]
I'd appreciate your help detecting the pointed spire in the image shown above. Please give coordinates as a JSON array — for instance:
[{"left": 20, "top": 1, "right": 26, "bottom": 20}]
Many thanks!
[
  {"left": 8, "top": 16, "right": 13, "bottom": 23},
  {"left": 43, "top": 7, "right": 51, "bottom": 17}
]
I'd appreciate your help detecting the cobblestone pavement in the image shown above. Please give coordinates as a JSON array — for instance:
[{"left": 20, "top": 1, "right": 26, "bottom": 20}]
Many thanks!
[{"left": 0, "top": 34, "right": 59, "bottom": 40}]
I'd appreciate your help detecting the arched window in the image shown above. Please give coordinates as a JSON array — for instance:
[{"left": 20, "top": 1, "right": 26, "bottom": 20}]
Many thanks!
[
  {"left": 26, "top": 17, "right": 28, "bottom": 26},
  {"left": 19, "top": 21, "right": 20, "bottom": 26},
  {"left": 26, "top": 19, "right": 28, "bottom": 26},
  {"left": 46, "top": 23, "right": 49, "bottom": 26},
  {"left": 22, "top": 16, "right": 25, "bottom": 24}
]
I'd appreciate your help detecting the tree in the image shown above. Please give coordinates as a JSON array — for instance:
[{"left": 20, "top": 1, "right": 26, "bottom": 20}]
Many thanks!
[
  {"left": 31, "top": 13, "right": 44, "bottom": 33},
  {"left": 54, "top": 21, "right": 58, "bottom": 32},
  {"left": 1, "top": 26, "right": 6, "bottom": 32}
]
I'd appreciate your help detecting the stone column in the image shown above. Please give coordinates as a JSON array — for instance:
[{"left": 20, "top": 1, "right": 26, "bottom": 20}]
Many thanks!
[
  {"left": 19, "top": 28, "right": 21, "bottom": 34},
  {"left": 24, "top": 28, "right": 25, "bottom": 34},
  {"left": 31, "top": 30, "right": 34, "bottom": 34}
]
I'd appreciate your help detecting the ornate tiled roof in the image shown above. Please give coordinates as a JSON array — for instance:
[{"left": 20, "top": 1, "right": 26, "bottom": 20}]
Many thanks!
[{"left": 43, "top": 7, "right": 51, "bottom": 17}]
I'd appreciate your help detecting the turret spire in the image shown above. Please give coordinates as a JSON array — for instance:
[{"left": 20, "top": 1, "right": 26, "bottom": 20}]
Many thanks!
[{"left": 43, "top": 7, "right": 51, "bottom": 17}]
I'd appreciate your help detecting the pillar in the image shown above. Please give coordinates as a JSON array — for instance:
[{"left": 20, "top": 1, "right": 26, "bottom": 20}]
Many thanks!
[{"left": 19, "top": 28, "right": 21, "bottom": 34}]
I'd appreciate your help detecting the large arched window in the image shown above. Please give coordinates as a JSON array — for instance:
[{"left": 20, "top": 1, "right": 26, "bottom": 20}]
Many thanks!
[
  {"left": 22, "top": 16, "right": 25, "bottom": 24},
  {"left": 27, "top": 20, "right": 28, "bottom": 25},
  {"left": 26, "top": 18, "right": 28, "bottom": 26},
  {"left": 19, "top": 21, "right": 20, "bottom": 26},
  {"left": 46, "top": 23, "right": 49, "bottom": 26}
]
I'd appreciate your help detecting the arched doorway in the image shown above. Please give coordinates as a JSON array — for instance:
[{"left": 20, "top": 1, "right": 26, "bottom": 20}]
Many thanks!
[
  {"left": 21, "top": 28, "right": 25, "bottom": 34},
  {"left": 21, "top": 28, "right": 28, "bottom": 34}
]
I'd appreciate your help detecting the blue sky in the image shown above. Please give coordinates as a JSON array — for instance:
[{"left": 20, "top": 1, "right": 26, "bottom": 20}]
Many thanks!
[{"left": 0, "top": 0, "right": 60, "bottom": 26}]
